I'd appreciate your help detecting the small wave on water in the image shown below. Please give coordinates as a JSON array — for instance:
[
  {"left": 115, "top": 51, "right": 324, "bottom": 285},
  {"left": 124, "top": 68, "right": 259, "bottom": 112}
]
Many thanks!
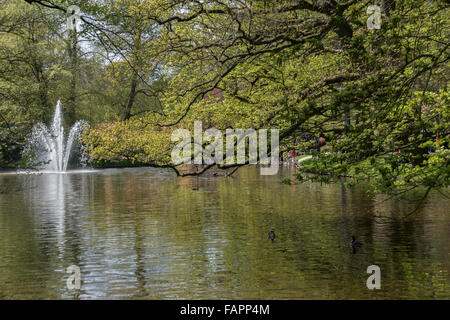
[{"left": 0, "top": 169, "right": 99, "bottom": 175}]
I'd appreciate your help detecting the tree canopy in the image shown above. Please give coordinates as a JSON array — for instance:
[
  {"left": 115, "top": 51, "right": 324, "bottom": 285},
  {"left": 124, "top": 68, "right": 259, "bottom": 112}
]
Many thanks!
[{"left": 0, "top": 0, "right": 448, "bottom": 197}]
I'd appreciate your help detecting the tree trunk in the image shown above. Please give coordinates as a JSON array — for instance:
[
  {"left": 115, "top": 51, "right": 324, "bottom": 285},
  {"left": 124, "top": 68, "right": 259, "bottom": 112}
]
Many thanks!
[
  {"left": 66, "top": 29, "right": 78, "bottom": 126},
  {"left": 123, "top": 74, "right": 138, "bottom": 121},
  {"left": 32, "top": 59, "right": 50, "bottom": 121},
  {"left": 122, "top": 29, "right": 142, "bottom": 121}
]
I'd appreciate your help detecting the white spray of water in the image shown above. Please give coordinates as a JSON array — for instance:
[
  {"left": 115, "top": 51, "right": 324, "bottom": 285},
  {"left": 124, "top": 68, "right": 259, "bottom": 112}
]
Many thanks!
[{"left": 28, "top": 100, "right": 86, "bottom": 172}]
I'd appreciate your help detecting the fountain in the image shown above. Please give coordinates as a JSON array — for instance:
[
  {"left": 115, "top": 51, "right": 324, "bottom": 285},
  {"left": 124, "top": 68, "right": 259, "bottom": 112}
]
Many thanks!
[{"left": 26, "top": 100, "right": 87, "bottom": 172}]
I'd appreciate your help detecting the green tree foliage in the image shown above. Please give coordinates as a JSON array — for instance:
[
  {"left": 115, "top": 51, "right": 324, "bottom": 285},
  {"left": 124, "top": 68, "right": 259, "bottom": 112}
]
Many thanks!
[{"left": 1, "top": 0, "right": 449, "bottom": 196}]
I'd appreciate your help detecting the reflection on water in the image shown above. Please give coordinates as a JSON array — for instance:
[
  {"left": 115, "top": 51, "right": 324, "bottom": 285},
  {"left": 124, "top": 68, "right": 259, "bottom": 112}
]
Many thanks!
[{"left": 0, "top": 166, "right": 448, "bottom": 299}]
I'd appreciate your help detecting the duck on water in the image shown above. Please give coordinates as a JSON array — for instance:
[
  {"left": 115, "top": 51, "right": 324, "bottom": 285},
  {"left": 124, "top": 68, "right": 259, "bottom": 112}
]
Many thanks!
[
  {"left": 350, "top": 236, "right": 362, "bottom": 251},
  {"left": 268, "top": 229, "right": 275, "bottom": 242}
]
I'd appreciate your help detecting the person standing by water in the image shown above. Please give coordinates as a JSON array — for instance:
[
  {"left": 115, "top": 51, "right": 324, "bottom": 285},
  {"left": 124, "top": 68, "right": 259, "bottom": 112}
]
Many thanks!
[{"left": 290, "top": 150, "right": 296, "bottom": 164}]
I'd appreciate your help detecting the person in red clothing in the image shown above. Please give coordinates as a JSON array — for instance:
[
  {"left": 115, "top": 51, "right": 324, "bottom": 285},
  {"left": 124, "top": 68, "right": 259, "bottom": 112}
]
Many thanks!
[{"left": 290, "top": 150, "right": 295, "bottom": 163}]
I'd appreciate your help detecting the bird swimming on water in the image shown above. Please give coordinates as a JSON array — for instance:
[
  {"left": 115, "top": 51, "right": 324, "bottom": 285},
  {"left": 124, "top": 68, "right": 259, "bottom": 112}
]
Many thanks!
[
  {"left": 350, "top": 236, "right": 362, "bottom": 248},
  {"left": 268, "top": 229, "right": 275, "bottom": 242}
]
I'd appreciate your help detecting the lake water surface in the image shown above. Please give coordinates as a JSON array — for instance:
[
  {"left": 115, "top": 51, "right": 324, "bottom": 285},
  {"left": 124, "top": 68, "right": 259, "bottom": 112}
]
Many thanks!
[{"left": 0, "top": 166, "right": 448, "bottom": 299}]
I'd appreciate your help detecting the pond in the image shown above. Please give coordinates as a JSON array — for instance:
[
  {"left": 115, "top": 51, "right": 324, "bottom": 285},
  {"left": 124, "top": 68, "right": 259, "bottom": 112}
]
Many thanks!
[{"left": 0, "top": 166, "right": 448, "bottom": 299}]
